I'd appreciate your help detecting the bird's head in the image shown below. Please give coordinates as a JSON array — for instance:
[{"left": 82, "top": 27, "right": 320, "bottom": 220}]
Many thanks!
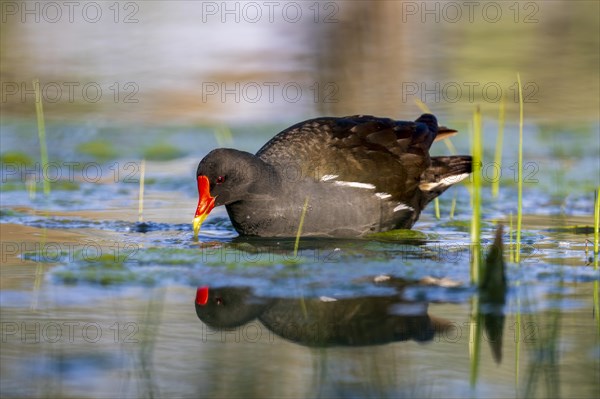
[{"left": 193, "top": 149, "right": 271, "bottom": 238}]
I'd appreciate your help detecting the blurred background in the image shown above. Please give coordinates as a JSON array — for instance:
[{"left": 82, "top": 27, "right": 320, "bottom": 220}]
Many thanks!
[{"left": 1, "top": 0, "right": 598, "bottom": 126}]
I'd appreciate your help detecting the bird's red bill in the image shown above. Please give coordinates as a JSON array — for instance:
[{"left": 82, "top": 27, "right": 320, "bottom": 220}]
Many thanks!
[
  {"left": 196, "top": 286, "right": 209, "bottom": 306},
  {"left": 193, "top": 175, "right": 215, "bottom": 238}
]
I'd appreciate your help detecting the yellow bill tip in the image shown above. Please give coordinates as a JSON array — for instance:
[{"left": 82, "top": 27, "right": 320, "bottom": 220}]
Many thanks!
[{"left": 193, "top": 214, "right": 208, "bottom": 239}]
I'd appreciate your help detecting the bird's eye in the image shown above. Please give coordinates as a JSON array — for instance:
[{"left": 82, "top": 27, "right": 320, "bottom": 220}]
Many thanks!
[{"left": 216, "top": 176, "right": 225, "bottom": 184}]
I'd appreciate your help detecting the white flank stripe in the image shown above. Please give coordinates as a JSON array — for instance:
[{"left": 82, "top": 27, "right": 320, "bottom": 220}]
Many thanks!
[
  {"left": 321, "top": 174, "right": 338, "bottom": 181},
  {"left": 319, "top": 296, "right": 337, "bottom": 302},
  {"left": 374, "top": 274, "right": 391, "bottom": 283},
  {"left": 375, "top": 192, "right": 392, "bottom": 199},
  {"left": 393, "top": 203, "right": 414, "bottom": 213},
  {"left": 419, "top": 182, "right": 437, "bottom": 191},
  {"left": 420, "top": 173, "right": 470, "bottom": 191},
  {"left": 334, "top": 181, "right": 375, "bottom": 189},
  {"left": 440, "top": 173, "right": 470, "bottom": 186}
]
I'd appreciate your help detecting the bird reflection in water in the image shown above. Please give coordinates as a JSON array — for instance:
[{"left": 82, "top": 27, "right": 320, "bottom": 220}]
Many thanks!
[{"left": 194, "top": 280, "right": 455, "bottom": 347}]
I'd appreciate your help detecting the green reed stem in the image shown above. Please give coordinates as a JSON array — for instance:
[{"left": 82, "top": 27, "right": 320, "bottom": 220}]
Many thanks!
[
  {"left": 294, "top": 197, "right": 310, "bottom": 318},
  {"left": 214, "top": 125, "right": 233, "bottom": 147},
  {"left": 434, "top": 198, "right": 441, "bottom": 219},
  {"left": 516, "top": 73, "right": 524, "bottom": 263},
  {"left": 414, "top": 99, "right": 431, "bottom": 114},
  {"left": 33, "top": 79, "right": 50, "bottom": 196},
  {"left": 509, "top": 212, "right": 514, "bottom": 263},
  {"left": 492, "top": 98, "right": 505, "bottom": 198},
  {"left": 294, "top": 197, "right": 310, "bottom": 257},
  {"left": 138, "top": 159, "right": 146, "bottom": 223},
  {"left": 443, "top": 137, "right": 458, "bottom": 156},
  {"left": 471, "top": 106, "right": 483, "bottom": 284},
  {"left": 26, "top": 175, "right": 36, "bottom": 200},
  {"left": 594, "top": 187, "right": 599, "bottom": 264},
  {"left": 514, "top": 75, "right": 525, "bottom": 384}
]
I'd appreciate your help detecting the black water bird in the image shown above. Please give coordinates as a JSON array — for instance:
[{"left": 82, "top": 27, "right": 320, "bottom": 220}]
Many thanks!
[{"left": 193, "top": 114, "right": 472, "bottom": 238}]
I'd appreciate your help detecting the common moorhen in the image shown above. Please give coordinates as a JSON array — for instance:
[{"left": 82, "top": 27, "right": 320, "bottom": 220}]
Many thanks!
[{"left": 193, "top": 114, "right": 471, "bottom": 238}]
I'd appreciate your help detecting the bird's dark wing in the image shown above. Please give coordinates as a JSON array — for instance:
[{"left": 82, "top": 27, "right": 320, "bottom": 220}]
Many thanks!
[{"left": 256, "top": 114, "right": 445, "bottom": 203}]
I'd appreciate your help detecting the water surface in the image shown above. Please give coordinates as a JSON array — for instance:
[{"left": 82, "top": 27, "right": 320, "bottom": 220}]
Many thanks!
[{"left": 1, "top": 1, "right": 599, "bottom": 398}]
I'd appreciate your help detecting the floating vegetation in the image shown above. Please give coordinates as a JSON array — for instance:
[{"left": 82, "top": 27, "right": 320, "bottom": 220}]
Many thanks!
[
  {"left": 545, "top": 225, "right": 595, "bottom": 234},
  {"left": 55, "top": 266, "right": 137, "bottom": 286},
  {"left": 366, "top": 229, "right": 430, "bottom": 241},
  {"left": 142, "top": 143, "right": 185, "bottom": 161},
  {"left": 76, "top": 139, "right": 119, "bottom": 162},
  {"left": 441, "top": 219, "right": 494, "bottom": 233},
  {"left": 0, "top": 151, "right": 34, "bottom": 166}
]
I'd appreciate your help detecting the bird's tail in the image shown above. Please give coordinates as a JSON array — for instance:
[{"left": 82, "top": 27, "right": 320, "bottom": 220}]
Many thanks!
[{"left": 419, "top": 155, "right": 472, "bottom": 203}]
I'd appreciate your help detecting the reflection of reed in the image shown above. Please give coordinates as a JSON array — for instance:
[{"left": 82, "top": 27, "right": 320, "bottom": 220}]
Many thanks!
[
  {"left": 135, "top": 287, "right": 165, "bottom": 398},
  {"left": 471, "top": 225, "right": 508, "bottom": 385}
]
